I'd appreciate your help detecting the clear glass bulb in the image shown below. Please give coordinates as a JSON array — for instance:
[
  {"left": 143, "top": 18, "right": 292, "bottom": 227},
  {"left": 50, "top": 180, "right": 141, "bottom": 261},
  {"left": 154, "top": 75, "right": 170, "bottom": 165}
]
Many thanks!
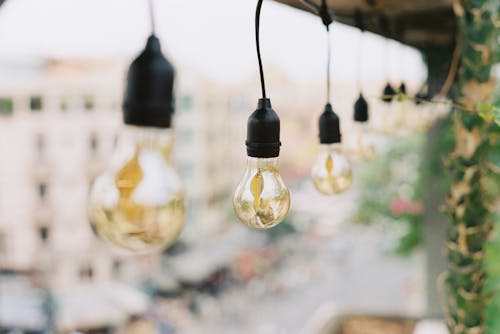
[
  {"left": 311, "top": 143, "right": 352, "bottom": 195},
  {"left": 88, "top": 126, "right": 185, "bottom": 254},
  {"left": 233, "top": 157, "right": 290, "bottom": 230},
  {"left": 353, "top": 122, "right": 376, "bottom": 161}
]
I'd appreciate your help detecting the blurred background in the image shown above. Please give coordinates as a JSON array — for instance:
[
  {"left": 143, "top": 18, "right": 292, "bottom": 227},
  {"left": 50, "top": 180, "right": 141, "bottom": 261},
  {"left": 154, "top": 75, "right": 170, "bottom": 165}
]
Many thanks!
[{"left": 0, "top": 0, "right": 496, "bottom": 333}]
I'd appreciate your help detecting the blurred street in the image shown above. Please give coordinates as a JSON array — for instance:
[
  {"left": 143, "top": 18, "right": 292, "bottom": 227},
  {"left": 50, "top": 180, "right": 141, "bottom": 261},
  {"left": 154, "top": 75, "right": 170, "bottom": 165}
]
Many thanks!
[{"left": 166, "top": 177, "right": 424, "bottom": 334}]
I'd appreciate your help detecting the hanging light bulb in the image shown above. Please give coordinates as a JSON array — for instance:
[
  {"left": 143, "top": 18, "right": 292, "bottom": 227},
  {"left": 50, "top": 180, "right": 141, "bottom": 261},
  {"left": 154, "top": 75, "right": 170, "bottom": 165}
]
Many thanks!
[
  {"left": 233, "top": 0, "right": 290, "bottom": 230},
  {"left": 382, "top": 82, "right": 396, "bottom": 103},
  {"left": 351, "top": 10, "right": 375, "bottom": 161},
  {"left": 311, "top": 3, "right": 352, "bottom": 195},
  {"left": 353, "top": 94, "right": 376, "bottom": 161},
  {"left": 399, "top": 82, "right": 407, "bottom": 95},
  {"left": 88, "top": 2, "right": 184, "bottom": 254},
  {"left": 312, "top": 104, "right": 353, "bottom": 195}
]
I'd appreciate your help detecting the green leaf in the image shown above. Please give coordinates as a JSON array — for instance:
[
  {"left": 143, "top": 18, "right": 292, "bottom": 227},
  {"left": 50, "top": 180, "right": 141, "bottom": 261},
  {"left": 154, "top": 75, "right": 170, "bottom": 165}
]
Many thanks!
[
  {"left": 487, "top": 145, "right": 500, "bottom": 171},
  {"left": 397, "top": 93, "right": 407, "bottom": 102},
  {"left": 477, "top": 102, "right": 494, "bottom": 121},
  {"left": 494, "top": 106, "right": 500, "bottom": 127}
]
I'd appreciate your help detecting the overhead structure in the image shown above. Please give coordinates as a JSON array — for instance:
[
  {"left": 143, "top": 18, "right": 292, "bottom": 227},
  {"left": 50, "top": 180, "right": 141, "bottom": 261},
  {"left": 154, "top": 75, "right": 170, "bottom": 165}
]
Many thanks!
[{"left": 273, "top": 0, "right": 456, "bottom": 49}]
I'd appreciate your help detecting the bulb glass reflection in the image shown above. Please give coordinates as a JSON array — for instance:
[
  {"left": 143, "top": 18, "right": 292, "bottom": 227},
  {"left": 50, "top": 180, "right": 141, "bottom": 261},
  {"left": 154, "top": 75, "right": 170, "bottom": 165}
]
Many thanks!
[
  {"left": 89, "top": 126, "right": 184, "bottom": 254},
  {"left": 233, "top": 157, "right": 290, "bottom": 230},
  {"left": 312, "top": 143, "right": 352, "bottom": 195}
]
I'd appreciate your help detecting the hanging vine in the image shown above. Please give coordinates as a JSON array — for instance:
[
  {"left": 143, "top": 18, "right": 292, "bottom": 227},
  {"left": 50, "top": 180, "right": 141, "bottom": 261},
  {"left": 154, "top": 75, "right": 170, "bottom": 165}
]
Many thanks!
[{"left": 441, "top": 0, "right": 499, "bottom": 333}]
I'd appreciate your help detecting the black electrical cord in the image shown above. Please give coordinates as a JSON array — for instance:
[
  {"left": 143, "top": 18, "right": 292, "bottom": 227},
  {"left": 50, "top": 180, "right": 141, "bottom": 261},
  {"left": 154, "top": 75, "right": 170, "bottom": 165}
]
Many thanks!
[
  {"left": 148, "top": 0, "right": 156, "bottom": 35},
  {"left": 255, "top": 0, "right": 267, "bottom": 99},
  {"left": 356, "top": 30, "right": 363, "bottom": 93},
  {"left": 319, "top": 0, "right": 332, "bottom": 104},
  {"left": 326, "top": 25, "right": 331, "bottom": 104}
]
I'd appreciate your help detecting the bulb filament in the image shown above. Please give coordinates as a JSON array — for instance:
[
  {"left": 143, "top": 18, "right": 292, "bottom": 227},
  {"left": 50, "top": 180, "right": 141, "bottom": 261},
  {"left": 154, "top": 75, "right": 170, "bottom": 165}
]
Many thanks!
[
  {"left": 250, "top": 169, "right": 275, "bottom": 225},
  {"left": 326, "top": 154, "right": 334, "bottom": 176},
  {"left": 115, "top": 149, "right": 146, "bottom": 225}
]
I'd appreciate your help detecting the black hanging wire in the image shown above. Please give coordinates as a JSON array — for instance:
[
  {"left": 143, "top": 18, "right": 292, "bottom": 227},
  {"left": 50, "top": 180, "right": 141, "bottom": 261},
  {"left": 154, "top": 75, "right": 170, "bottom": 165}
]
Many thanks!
[
  {"left": 356, "top": 29, "right": 363, "bottom": 93},
  {"left": 148, "top": 0, "right": 156, "bottom": 35},
  {"left": 326, "top": 26, "right": 331, "bottom": 104},
  {"left": 319, "top": 0, "right": 333, "bottom": 104},
  {"left": 255, "top": 0, "right": 267, "bottom": 99}
]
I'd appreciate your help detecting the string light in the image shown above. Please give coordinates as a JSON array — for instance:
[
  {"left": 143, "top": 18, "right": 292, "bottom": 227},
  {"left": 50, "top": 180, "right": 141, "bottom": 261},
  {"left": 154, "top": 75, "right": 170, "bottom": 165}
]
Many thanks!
[
  {"left": 311, "top": 0, "right": 352, "bottom": 195},
  {"left": 351, "top": 9, "right": 375, "bottom": 161},
  {"left": 233, "top": 0, "right": 290, "bottom": 230},
  {"left": 88, "top": 0, "right": 185, "bottom": 254}
]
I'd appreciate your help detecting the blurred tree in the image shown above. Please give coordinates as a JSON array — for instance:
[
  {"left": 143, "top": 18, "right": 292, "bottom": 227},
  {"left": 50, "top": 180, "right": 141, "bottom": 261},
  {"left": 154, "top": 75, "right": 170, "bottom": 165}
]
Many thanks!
[{"left": 442, "top": 1, "right": 499, "bottom": 333}]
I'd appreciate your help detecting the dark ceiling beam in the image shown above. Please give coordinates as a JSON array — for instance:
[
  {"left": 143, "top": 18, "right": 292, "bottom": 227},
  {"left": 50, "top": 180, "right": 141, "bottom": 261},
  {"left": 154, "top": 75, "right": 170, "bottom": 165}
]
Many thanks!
[{"left": 273, "top": 0, "right": 457, "bottom": 49}]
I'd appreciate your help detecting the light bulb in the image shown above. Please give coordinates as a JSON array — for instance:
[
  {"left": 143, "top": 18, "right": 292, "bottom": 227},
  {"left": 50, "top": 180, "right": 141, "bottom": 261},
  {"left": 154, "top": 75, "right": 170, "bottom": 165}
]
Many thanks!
[
  {"left": 353, "top": 123, "right": 376, "bottom": 161},
  {"left": 353, "top": 94, "right": 375, "bottom": 161},
  {"left": 311, "top": 143, "right": 352, "bottom": 195},
  {"left": 233, "top": 157, "right": 290, "bottom": 230},
  {"left": 89, "top": 126, "right": 185, "bottom": 254}
]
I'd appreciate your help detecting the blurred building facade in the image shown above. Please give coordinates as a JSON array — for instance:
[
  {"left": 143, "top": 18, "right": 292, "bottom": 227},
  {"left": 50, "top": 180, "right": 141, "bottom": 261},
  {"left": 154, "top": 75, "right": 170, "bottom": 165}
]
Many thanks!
[
  {"left": 0, "top": 57, "right": 253, "bottom": 288},
  {"left": 0, "top": 55, "right": 364, "bottom": 332}
]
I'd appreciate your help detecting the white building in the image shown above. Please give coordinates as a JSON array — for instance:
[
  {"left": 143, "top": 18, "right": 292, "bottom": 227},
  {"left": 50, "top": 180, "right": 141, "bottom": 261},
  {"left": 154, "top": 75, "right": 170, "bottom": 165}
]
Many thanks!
[{"left": 0, "top": 57, "right": 247, "bottom": 295}]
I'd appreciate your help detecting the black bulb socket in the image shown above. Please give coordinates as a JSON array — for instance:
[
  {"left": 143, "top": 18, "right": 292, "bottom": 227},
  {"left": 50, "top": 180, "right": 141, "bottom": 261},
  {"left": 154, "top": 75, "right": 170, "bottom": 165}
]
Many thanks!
[
  {"left": 319, "top": 103, "right": 341, "bottom": 144},
  {"left": 399, "top": 82, "right": 407, "bottom": 95},
  {"left": 123, "top": 35, "right": 175, "bottom": 128},
  {"left": 382, "top": 83, "right": 396, "bottom": 103},
  {"left": 246, "top": 98, "right": 281, "bottom": 158},
  {"left": 354, "top": 93, "right": 369, "bottom": 122}
]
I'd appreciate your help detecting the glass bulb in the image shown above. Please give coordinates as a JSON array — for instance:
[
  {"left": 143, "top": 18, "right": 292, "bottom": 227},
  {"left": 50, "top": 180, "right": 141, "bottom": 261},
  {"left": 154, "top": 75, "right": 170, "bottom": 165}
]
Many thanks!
[
  {"left": 354, "top": 122, "right": 376, "bottom": 161},
  {"left": 88, "top": 126, "right": 185, "bottom": 254},
  {"left": 233, "top": 157, "right": 290, "bottom": 230},
  {"left": 311, "top": 143, "right": 352, "bottom": 195}
]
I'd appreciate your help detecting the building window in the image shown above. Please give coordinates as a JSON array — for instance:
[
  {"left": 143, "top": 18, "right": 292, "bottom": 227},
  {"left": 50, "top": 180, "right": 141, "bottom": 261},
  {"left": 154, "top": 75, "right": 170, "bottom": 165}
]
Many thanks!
[
  {"left": 180, "top": 95, "right": 193, "bottom": 112},
  {"left": 38, "top": 226, "right": 49, "bottom": 243},
  {"left": 113, "top": 260, "right": 122, "bottom": 276},
  {"left": 36, "top": 134, "right": 45, "bottom": 157},
  {"left": 90, "top": 133, "right": 98, "bottom": 153},
  {"left": 79, "top": 265, "right": 94, "bottom": 281},
  {"left": 60, "top": 97, "right": 69, "bottom": 112},
  {"left": 83, "top": 96, "right": 94, "bottom": 111},
  {"left": 0, "top": 97, "right": 13, "bottom": 116},
  {"left": 37, "top": 183, "right": 47, "bottom": 201},
  {"left": 0, "top": 232, "right": 6, "bottom": 253},
  {"left": 30, "top": 96, "right": 43, "bottom": 111}
]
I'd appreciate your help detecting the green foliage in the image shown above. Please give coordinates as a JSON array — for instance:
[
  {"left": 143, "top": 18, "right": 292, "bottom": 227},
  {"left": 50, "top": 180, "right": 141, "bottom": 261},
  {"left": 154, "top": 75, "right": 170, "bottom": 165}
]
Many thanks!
[
  {"left": 443, "top": 0, "right": 499, "bottom": 331},
  {"left": 353, "top": 135, "right": 425, "bottom": 256},
  {"left": 0, "top": 97, "right": 13, "bottom": 116},
  {"left": 486, "top": 214, "right": 500, "bottom": 333}
]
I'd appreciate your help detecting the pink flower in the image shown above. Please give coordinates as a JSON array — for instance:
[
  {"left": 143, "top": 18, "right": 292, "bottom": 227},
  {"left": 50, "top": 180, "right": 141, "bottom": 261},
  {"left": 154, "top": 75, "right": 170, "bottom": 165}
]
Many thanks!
[
  {"left": 390, "top": 197, "right": 423, "bottom": 216},
  {"left": 390, "top": 197, "right": 409, "bottom": 216}
]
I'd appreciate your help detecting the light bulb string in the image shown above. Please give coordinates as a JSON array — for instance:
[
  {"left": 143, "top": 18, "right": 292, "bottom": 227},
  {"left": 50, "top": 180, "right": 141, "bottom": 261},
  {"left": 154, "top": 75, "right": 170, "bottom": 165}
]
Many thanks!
[
  {"left": 319, "top": 0, "right": 333, "bottom": 104},
  {"left": 326, "top": 25, "right": 331, "bottom": 104},
  {"left": 256, "top": 0, "right": 267, "bottom": 99},
  {"left": 148, "top": 0, "right": 156, "bottom": 35},
  {"left": 384, "top": 37, "right": 391, "bottom": 84}
]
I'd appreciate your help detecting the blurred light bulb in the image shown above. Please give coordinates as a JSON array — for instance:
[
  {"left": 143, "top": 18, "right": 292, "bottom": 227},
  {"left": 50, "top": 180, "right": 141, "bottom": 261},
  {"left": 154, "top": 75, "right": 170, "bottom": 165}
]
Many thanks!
[
  {"left": 89, "top": 126, "right": 185, "bottom": 254},
  {"left": 233, "top": 157, "right": 290, "bottom": 230},
  {"left": 353, "top": 123, "right": 376, "bottom": 161},
  {"left": 312, "top": 143, "right": 352, "bottom": 195},
  {"left": 353, "top": 94, "right": 375, "bottom": 161}
]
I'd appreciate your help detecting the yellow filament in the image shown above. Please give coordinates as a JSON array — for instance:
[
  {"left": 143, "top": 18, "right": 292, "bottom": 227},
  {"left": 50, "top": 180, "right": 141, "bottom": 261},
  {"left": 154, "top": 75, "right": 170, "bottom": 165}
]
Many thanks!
[
  {"left": 115, "top": 149, "right": 144, "bottom": 220},
  {"left": 326, "top": 155, "right": 334, "bottom": 175},
  {"left": 251, "top": 170, "right": 264, "bottom": 210}
]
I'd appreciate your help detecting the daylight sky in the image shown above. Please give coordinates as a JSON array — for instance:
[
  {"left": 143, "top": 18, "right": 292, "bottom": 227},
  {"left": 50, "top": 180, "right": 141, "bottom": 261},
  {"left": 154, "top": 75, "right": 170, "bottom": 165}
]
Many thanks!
[{"left": 0, "top": 0, "right": 427, "bottom": 87}]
